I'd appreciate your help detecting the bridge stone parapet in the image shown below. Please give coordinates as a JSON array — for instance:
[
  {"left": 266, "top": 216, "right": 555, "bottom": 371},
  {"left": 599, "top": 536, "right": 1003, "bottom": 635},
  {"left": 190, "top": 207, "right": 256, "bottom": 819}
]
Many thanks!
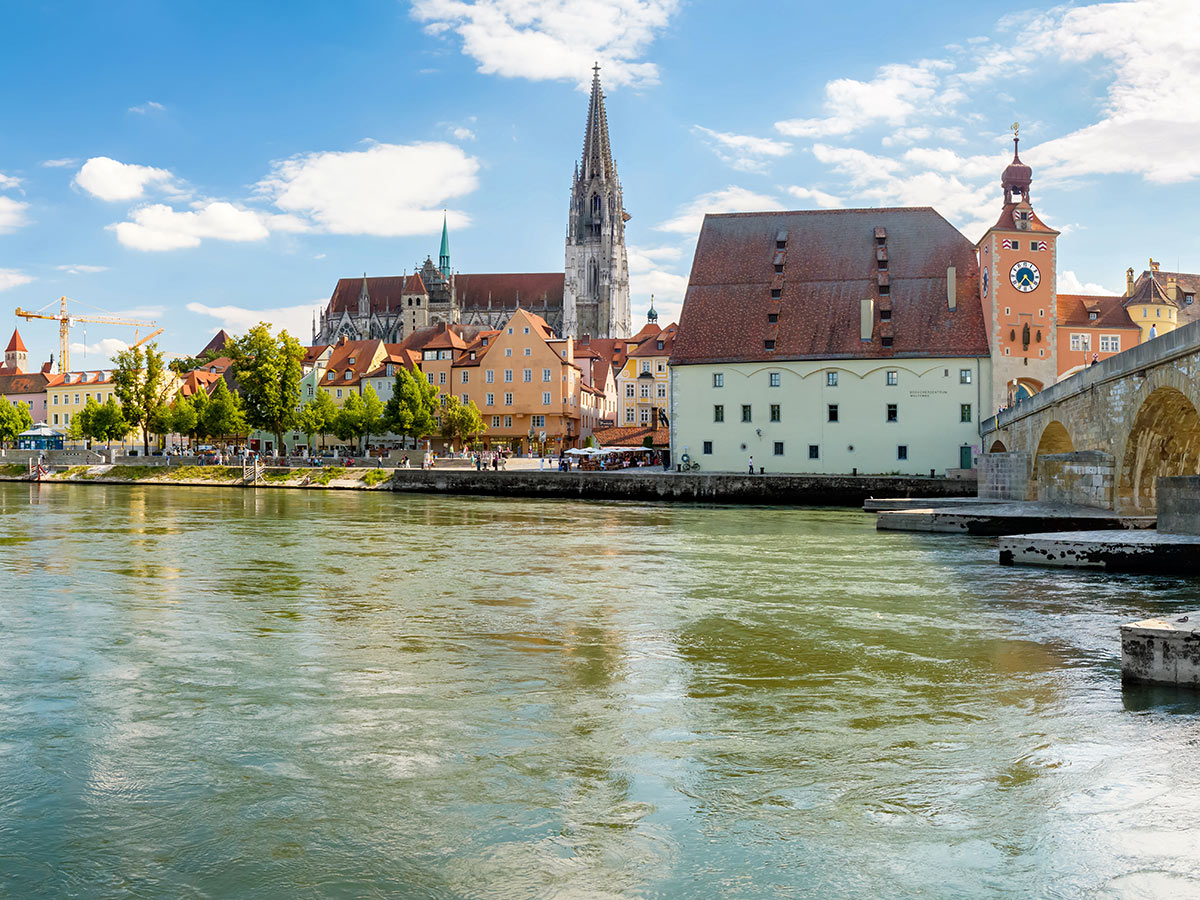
[{"left": 981, "top": 319, "right": 1200, "bottom": 514}]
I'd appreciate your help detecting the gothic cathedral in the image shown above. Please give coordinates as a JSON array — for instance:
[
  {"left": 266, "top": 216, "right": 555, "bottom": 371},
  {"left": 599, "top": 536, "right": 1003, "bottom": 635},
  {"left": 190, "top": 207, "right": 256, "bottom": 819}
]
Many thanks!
[{"left": 563, "top": 64, "right": 632, "bottom": 340}]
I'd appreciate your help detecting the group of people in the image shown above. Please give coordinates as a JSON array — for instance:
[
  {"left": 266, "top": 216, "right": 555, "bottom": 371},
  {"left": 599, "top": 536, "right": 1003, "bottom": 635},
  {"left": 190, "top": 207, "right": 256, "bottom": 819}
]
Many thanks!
[{"left": 471, "top": 451, "right": 506, "bottom": 471}]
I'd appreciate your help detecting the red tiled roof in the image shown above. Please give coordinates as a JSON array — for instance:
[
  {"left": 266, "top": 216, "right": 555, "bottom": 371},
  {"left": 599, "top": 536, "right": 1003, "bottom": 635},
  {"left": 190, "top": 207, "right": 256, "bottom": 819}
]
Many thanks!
[
  {"left": 364, "top": 349, "right": 421, "bottom": 378},
  {"left": 179, "top": 369, "right": 225, "bottom": 398},
  {"left": 399, "top": 323, "right": 485, "bottom": 353},
  {"left": 327, "top": 275, "right": 427, "bottom": 316},
  {"left": 987, "top": 204, "right": 1058, "bottom": 234},
  {"left": 0, "top": 371, "right": 48, "bottom": 395},
  {"left": 629, "top": 323, "right": 678, "bottom": 358},
  {"left": 671, "top": 208, "right": 990, "bottom": 366},
  {"left": 321, "top": 338, "right": 386, "bottom": 387},
  {"left": 6, "top": 329, "right": 26, "bottom": 353},
  {"left": 455, "top": 273, "right": 564, "bottom": 311},
  {"left": 199, "top": 329, "right": 233, "bottom": 357},
  {"left": 1056, "top": 294, "right": 1138, "bottom": 330},
  {"left": 302, "top": 344, "right": 330, "bottom": 367},
  {"left": 593, "top": 424, "right": 670, "bottom": 447}
]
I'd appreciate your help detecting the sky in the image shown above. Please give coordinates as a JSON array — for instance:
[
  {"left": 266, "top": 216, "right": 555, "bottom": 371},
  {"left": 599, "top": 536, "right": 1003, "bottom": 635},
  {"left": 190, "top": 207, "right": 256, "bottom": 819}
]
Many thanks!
[{"left": 1, "top": 0, "right": 1198, "bottom": 369}]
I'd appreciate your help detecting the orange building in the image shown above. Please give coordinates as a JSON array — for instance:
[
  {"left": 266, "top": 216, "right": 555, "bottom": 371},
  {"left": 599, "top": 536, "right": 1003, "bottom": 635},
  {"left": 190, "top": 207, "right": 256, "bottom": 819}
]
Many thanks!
[{"left": 1055, "top": 294, "right": 1140, "bottom": 376}]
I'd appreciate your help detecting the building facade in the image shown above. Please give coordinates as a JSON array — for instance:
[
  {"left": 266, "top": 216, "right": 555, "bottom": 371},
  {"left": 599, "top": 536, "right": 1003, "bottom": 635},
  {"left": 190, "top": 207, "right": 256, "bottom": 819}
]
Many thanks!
[
  {"left": 668, "top": 208, "right": 991, "bottom": 475},
  {"left": 616, "top": 311, "right": 676, "bottom": 425}
]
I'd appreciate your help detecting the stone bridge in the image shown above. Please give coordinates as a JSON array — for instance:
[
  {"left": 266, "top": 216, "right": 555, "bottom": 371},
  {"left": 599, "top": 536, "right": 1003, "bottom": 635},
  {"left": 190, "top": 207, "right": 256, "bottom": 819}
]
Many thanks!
[{"left": 980, "top": 318, "right": 1200, "bottom": 514}]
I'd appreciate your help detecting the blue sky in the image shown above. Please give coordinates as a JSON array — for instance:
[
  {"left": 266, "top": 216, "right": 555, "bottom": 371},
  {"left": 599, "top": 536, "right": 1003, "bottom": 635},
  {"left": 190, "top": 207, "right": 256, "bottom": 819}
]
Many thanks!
[{"left": 1, "top": 0, "right": 1196, "bottom": 368}]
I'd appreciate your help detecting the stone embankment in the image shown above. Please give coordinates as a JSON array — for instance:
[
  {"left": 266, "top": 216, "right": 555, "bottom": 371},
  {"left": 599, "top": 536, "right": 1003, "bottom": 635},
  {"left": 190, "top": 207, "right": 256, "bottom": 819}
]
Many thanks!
[{"left": 0, "top": 464, "right": 977, "bottom": 507}]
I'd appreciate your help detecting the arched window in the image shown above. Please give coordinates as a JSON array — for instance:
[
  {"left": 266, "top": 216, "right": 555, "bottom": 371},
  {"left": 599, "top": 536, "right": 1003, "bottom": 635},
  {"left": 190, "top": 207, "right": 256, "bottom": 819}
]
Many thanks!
[{"left": 588, "top": 259, "right": 599, "bottom": 297}]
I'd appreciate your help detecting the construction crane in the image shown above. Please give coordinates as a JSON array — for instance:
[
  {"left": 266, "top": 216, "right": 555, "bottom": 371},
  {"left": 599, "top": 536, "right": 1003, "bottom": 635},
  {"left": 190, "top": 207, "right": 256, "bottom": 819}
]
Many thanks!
[
  {"left": 130, "top": 328, "right": 164, "bottom": 350},
  {"left": 14, "top": 296, "right": 157, "bottom": 374}
]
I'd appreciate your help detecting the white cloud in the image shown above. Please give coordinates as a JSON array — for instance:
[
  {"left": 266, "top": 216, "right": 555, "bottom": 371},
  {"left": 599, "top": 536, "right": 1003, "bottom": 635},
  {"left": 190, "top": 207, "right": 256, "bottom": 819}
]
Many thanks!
[
  {"left": 656, "top": 186, "right": 784, "bottom": 234},
  {"left": 56, "top": 264, "right": 110, "bottom": 275},
  {"left": 40, "top": 158, "right": 78, "bottom": 168},
  {"left": 452, "top": 126, "right": 476, "bottom": 140},
  {"left": 109, "top": 201, "right": 270, "bottom": 251},
  {"left": 626, "top": 243, "right": 687, "bottom": 322},
  {"left": 692, "top": 126, "right": 791, "bottom": 173},
  {"left": 69, "top": 337, "right": 131, "bottom": 366},
  {"left": 187, "top": 300, "right": 322, "bottom": 340},
  {"left": 0, "top": 268, "right": 34, "bottom": 292},
  {"left": 0, "top": 196, "right": 30, "bottom": 233},
  {"left": 410, "top": 0, "right": 680, "bottom": 89},
  {"left": 775, "top": 60, "right": 953, "bottom": 138},
  {"left": 0, "top": 172, "right": 20, "bottom": 190},
  {"left": 786, "top": 186, "right": 844, "bottom": 209},
  {"left": 75, "top": 157, "right": 175, "bottom": 202},
  {"left": 129, "top": 100, "right": 165, "bottom": 115},
  {"left": 256, "top": 141, "right": 479, "bottom": 237},
  {"left": 1058, "top": 271, "right": 1119, "bottom": 295}
]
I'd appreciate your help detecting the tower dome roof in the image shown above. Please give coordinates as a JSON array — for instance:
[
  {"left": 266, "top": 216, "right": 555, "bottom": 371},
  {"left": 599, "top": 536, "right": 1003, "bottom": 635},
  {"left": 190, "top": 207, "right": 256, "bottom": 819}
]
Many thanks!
[{"left": 1002, "top": 135, "right": 1032, "bottom": 200}]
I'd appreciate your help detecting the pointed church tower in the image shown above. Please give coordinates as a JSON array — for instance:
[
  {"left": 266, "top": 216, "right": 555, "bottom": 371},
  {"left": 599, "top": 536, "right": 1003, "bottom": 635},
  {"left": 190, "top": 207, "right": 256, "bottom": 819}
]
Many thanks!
[
  {"left": 977, "top": 125, "right": 1059, "bottom": 411},
  {"left": 439, "top": 211, "right": 451, "bottom": 280},
  {"left": 358, "top": 273, "right": 370, "bottom": 319},
  {"left": 5, "top": 328, "right": 27, "bottom": 373},
  {"left": 564, "top": 64, "right": 631, "bottom": 339}
]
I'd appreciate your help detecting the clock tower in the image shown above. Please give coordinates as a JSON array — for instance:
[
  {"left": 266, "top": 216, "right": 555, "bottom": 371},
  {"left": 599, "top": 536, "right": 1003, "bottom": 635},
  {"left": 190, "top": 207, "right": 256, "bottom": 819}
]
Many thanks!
[{"left": 977, "top": 125, "right": 1060, "bottom": 412}]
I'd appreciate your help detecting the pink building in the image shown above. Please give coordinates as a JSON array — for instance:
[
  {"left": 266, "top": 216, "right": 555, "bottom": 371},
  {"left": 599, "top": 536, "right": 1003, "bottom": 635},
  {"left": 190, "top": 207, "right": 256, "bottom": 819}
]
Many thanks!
[{"left": 0, "top": 329, "right": 52, "bottom": 423}]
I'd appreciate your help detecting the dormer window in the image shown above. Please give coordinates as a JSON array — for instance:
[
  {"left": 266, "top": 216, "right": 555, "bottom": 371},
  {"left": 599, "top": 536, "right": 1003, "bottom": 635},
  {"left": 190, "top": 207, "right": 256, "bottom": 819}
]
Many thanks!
[
  {"left": 656, "top": 340, "right": 664, "bottom": 350},
  {"left": 1187, "top": 293, "right": 1195, "bottom": 306},
  {"left": 348, "top": 356, "right": 355, "bottom": 364},
  {"left": 482, "top": 337, "right": 489, "bottom": 346},
  {"left": 1089, "top": 311, "right": 1098, "bottom": 320},
  {"left": 327, "top": 372, "right": 334, "bottom": 380},
  {"left": 344, "top": 370, "right": 352, "bottom": 380}
]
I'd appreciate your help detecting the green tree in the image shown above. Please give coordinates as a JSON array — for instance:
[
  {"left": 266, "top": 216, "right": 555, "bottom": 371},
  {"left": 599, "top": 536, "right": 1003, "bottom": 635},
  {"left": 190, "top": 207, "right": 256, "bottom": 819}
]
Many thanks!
[
  {"left": 148, "top": 403, "right": 175, "bottom": 448},
  {"left": 203, "top": 378, "right": 246, "bottom": 446},
  {"left": 73, "top": 397, "right": 101, "bottom": 446},
  {"left": 384, "top": 366, "right": 439, "bottom": 449},
  {"left": 360, "top": 385, "right": 385, "bottom": 452},
  {"left": 305, "top": 388, "right": 338, "bottom": 450},
  {"left": 0, "top": 396, "right": 25, "bottom": 448},
  {"left": 228, "top": 324, "right": 304, "bottom": 452},
  {"left": 190, "top": 388, "right": 211, "bottom": 444},
  {"left": 333, "top": 391, "right": 364, "bottom": 448},
  {"left": 171, "top": 396, "right": 199, "bottom": 449},
  {"left": 92, "top": 396, "right": 129, "bottom": 449},
  {"left": 111, "top": 343, "right": 170, "bottom": 456},
  {"left": 439, "top": 396, "right": 487, "bottom": 450}
]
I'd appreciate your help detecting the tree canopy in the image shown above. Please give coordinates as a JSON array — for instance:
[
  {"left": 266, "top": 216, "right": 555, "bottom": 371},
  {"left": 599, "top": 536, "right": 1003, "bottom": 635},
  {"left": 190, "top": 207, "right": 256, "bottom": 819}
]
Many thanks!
[
  {"left": 298, "top": 388, "right": 337, "bottom": 450},
  {"left": 228, "top": 324, "right": 303, "bottom": 451},
  {"left": 111, "top": 342, "right": 170, "bottom": 455},
  {"left": 384, "top": 366, "right": 438, "bottom": 446},
  {"left": 203, "top": 378, "right": 246, "bottom": 444},
  {"left": 438, "top": 396, "right": 487, "bottom": 450}
]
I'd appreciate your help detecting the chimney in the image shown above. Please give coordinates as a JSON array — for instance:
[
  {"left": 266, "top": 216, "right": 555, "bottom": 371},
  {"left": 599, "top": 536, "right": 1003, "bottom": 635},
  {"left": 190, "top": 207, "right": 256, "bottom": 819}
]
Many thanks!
[
  {"left": 1126, "top": 267, "right": 1135, "bottom": 296},
  {"left": 650, "top": 406, "right": 659, "bottom": 429},
  {"left": 860, "top": 298, "right": 874, "bottom": 341},
  {"left": 946, "top": 266, "right": 957, "bottom": 310},
  {"left": 1150, "top": 258, "right": 1160, "bottom": 273},
  {"left": 1167, "top": 275, "right": 1178, "bottom": 302}
]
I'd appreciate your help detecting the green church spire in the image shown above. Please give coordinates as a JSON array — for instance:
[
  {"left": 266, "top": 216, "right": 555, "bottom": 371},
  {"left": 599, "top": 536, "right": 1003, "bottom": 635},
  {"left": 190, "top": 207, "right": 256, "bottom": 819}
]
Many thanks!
[{"left": 439, "top": 210, "right": 451, "bottom": 280}]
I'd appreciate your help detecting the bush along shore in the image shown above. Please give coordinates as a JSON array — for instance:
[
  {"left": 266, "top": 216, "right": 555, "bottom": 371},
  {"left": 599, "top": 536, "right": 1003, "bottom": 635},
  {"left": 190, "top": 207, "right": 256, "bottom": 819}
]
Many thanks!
[{"left": 0, "top": 464, "right": 978, "bottom": 505}]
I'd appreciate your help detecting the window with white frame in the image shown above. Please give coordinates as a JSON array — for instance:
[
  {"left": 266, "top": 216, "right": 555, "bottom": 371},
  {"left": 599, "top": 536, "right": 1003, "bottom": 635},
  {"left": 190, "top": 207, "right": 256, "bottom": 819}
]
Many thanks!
[
  {"left": 504, "top": 369, "right": 513, "bottom": 382},
  {"left": 626, "top": 384, "right": 634, "bottom": 398},
  {"left": 640, "top": 384, "right": 650, "bottom": 398},
  {"left": 505, "top": 348, "right": 512, "bottom": 357},
  {"left": 542, "top": 392, "right": 551, "bottom": 405},
  {"left": 524, "top": 347, "right": 531, "bottom": 356},
  {"left": 504, "top": 415, "right": 512, "bottom": 427},
  {"left": 1100, "top": 335, "right": 1121, "bottom": 353},
  {"left": 522, "top": 369, "right": 532, "bottom": 382},
  {"left": 657, "top": 384, "right": 666, "bottom": 398},
  {"left": 504, "top": 392, "right": 513, "bottom": 405},
  {"left": 486, "top": 392, "right": 494, "bottom": 405},
  {"left": 640, "top": 408, "right": 650, "bottom": 423},
  {"left": 641, "top": 361, "right": 651, "bottom": 373},
  {"left": 1070, "top": 333, "right": 1091, "bottom": 351},
  {"left": 625, "top": 408, "right": 635, "bottom": 422},
  {"left": 491, "top": 416, "right": 501, "bottom": 427},
  {"left": 486, "top": 369, "right": 494, "bottom": 383},
  {"left": 542, "top": 368, "right": 551, "bottom": 382},
  {"left": 531, "top": 414, "right": 544, "bottom": 427}
]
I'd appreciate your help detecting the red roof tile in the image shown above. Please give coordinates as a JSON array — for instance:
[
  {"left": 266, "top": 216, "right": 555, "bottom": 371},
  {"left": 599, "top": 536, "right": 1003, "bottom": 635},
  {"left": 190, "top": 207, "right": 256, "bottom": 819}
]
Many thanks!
[
  {"left": 671, "top": 208, "right": 990, "bottom": 365},
  {"left": 593, "top": 424, "right": 670, "bottom": 447},
  {"left": 327, "top": 274, "right": 427, "bottom": 316},
  {"left": 5, "top": 329, "right": 26, "bottom": 353},
  {"left": 629, "top": 323, "right": 678, "bottom": 358},
  {"left": 456, "top": 273, "right": 564, "bottom": 311},
  {"left": 1056, "top": 294, "right": 1138, "bottom": 330}
]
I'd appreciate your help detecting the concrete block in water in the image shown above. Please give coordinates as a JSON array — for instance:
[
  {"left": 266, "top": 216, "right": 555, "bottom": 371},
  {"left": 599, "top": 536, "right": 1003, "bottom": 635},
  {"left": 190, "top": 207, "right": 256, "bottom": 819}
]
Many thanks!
[{"left": 1121, "top": 614, "right": 1200, "bottom": 686}]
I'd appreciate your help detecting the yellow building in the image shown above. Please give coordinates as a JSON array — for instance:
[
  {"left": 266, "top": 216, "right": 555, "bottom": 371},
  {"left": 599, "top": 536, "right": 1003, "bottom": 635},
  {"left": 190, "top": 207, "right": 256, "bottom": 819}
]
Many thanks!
[
  {"left": 616, "top": 315, "right": 676, "bottom": 426},
  {"left": 47, "top": 370, "right": 120, "bottom": 431}
]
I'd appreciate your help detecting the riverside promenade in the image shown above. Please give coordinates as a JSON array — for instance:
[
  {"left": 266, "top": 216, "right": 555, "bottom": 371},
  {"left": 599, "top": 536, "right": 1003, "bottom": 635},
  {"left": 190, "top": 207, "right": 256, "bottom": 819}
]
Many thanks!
[{"left": 0, "top": 463, "right": 977, "bottom": 507}]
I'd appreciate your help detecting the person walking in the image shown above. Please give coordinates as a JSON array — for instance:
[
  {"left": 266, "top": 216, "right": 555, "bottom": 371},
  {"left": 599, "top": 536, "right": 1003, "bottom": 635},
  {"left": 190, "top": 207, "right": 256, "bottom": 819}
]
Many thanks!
[{"left": 748, "top": 455, "right": 754, "bottom": 475}]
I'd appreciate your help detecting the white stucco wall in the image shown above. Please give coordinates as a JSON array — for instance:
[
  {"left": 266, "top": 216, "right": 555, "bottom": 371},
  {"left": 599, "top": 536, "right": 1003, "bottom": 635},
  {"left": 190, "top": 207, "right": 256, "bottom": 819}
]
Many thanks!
[{"left": 669, "top": 357, "right": 992, "bottom": 474}]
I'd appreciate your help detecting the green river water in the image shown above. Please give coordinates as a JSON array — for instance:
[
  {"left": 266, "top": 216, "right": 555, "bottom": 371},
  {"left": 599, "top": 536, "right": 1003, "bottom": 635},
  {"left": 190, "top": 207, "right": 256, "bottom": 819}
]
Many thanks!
[{"left": 2, "top": 482, "right": 1199, "bottom": 899}]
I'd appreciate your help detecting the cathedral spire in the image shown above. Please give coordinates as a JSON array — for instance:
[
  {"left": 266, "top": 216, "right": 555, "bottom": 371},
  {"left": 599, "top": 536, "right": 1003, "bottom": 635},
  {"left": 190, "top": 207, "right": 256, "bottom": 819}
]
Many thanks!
[
  {"left": 439, "top": 210, "right": 451, "bottom": 280},
  {"left": 581, "top": 62, "right": 614, "bottom": 182}
]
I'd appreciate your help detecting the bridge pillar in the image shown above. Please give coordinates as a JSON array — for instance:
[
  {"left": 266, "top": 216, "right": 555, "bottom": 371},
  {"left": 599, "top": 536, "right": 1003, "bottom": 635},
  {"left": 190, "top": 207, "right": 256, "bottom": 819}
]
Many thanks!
[
  {"left": 1036, "top": 451, "right": 1115, "bottom": 509},
  {"left": 978, "top": 451, "right": 1032, "bottom": 501},
  {"left": 1158, "top": 476, "right": 1200, "bottom": 534}
]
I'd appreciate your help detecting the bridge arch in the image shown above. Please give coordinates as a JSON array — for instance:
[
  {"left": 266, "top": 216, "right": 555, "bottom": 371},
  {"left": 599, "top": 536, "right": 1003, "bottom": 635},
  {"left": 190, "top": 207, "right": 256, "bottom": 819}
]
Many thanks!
[
  {"left": 989, "top": 439, "right": 1007, "bottom": 453},
  {"left": 1034, "top": 420, "right": 1074, "bottom": 457},
  {"left": 1117, "top": 387, "right": 1200, "bottom": 514}
]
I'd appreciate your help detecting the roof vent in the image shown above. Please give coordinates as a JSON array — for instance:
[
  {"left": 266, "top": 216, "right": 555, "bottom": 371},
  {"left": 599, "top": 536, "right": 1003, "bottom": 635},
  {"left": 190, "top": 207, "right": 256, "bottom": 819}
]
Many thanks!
[
  {"left": 861, "top": 298, "right": 874, "bottom": 341},
  {"left": 874, "top": 226, "right": 887, "bottom": 244},
  {"left": 947, "top": 266, "right": 957, "bottom": 310}
]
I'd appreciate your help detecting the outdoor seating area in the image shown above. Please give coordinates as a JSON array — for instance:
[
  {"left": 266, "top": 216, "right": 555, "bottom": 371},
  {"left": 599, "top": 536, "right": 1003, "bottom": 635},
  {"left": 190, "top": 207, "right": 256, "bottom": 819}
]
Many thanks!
[{"left": 564, "top": 447, "right": 664, "bottom": 471}]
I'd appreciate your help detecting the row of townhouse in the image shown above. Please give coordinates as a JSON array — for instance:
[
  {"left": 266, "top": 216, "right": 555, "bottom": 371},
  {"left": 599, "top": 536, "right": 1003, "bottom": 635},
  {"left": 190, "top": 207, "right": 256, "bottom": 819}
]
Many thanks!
[{"left": 263, "top": 305, "right": 679, "bottom": 455}]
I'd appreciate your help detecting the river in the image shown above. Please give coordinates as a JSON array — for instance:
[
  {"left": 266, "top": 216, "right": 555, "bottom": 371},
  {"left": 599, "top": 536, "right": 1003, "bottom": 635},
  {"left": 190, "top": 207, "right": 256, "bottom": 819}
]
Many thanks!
[{"left": 1, "top": 482, "right": 1198, "bottom": 899}]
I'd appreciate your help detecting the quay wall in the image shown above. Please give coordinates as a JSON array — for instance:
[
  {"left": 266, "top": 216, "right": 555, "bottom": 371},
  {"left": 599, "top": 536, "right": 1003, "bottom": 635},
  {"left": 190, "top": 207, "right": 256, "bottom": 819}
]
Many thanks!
[
  {"left": 384, "top": 470, "right": 976, "bottom": 505},
  {"left": 1037, "top": 451, "right": 1115, "bottom": 509},
  {"left": 0, "top": 467, "right": 977, "bottom": 506},
  {"left": 1158, "top": 476, "right": 1200, "bottom": 535}
]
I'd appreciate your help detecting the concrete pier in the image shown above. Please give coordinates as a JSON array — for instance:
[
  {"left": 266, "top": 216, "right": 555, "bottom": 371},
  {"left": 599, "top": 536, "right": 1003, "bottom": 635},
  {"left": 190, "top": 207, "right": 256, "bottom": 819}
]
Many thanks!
[
  {"left": 875, "top": 501, "right": 1153, "bottom": 535},
  {"left": 998, "top": 529, "right": 1200, "bottom": 573},
  {"left": 1121, "top": 614, "right": 1200, "bottom": 686}
]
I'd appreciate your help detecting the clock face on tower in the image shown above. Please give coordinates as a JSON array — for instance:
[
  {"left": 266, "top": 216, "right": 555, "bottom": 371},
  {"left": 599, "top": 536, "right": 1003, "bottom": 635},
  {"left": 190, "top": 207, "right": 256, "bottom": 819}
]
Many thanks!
[{"left": 1009, "top": 260, "right": 1041, "bottom": 292}]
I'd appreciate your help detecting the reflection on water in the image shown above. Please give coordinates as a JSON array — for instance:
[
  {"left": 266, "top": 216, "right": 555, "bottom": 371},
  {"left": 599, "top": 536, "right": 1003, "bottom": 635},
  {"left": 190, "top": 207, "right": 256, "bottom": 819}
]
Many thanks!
[{"left": 1, "top": 483, "right": 1199, "bottom": 899}]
